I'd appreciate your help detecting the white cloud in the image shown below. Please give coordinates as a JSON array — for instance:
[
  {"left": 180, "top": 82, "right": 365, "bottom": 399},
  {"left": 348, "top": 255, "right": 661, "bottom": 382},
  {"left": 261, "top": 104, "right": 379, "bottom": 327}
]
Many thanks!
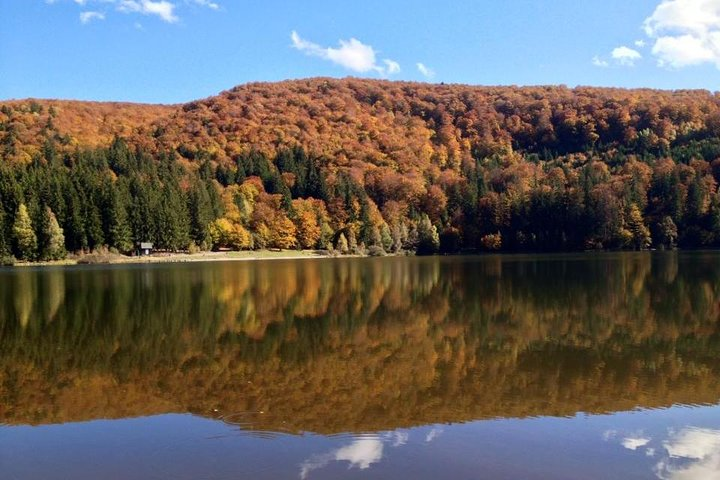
[
  {"left": 79, "top": 10, "right": 105, "bottom": 23},
  {"left": 592, "top": 55, "right": 610, "bottom": 67},
  {"left": 49, "top": 0, "right": 183, "bottom": 24},
  {"left": 416, "top": 62, "right": 435, "bottom": 78},
  {"left": 290, "top": 31, "right": 400, "bottom": 76},
  {"left": 187, "top": 0, "right": 218, "bottom": 10},
  {"left": 118, "top": 0, "right": 178, "bottom": 23},
  {"left": 652, "top": 33, "right": 717, "bottom": 67},
  {"left": 612, "top": 46, "right": 642, "bottom": 66},
  {"left": 642, "top": 0, "right": 720, "bottom": 69},
  {"left": 635, "top": 39, "right": 647, "bottom": 48},
  {"left": 384, "top": 59, "right": 401, "bottom": 75}
]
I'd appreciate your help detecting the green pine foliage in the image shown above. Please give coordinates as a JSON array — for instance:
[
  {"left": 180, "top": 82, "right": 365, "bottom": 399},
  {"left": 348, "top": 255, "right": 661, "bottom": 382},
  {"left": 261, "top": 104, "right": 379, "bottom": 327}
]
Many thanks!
[
  {"left": 5, "top": 125, "right": 720, "bottom": 262},
  {"left": 12, "top": 204, "right": 37, "bottom": 260}
]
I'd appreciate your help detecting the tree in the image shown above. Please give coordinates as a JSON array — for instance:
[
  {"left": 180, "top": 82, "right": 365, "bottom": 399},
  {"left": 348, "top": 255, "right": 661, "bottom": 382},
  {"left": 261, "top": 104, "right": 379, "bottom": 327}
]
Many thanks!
[
  {"left": 105, "top": 185, "right": 133, "bottom": 253},
  {"left": 13, "top": 204, "right": 37, "bottom": 260},
  {"left": 41, "top": 206, "right": 66, "bottom": 260},
  {"left": 294, "top": 208, "right": 321, "bottom": 249},
  {"left": 188, "top": 181, "right": 215, "bottom": 249},
  {"left": 626, "top": 204, "right": 651, "bottom": 250},
  {"left": 271, "top": 216, "right": 297, "bottom": 249},
  {"left": 336, "top": 233, "right": 349, "bottom": 254},
  {"left": 416, "top": 214, "right": 440, "bottom": 255},
  {"left": 380, "top": 224, "right": 393, "bottom": 252},
  {"left": 658, "top": 216, "right": 678, "bottom": 249}
]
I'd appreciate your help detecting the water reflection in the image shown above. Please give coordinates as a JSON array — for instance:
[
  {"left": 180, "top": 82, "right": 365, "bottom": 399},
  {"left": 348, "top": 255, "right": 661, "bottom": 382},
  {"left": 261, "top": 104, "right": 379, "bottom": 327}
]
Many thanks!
[
  {"left": 300, "top": 435, "right": 385, "bottom": 479},
  {"left": 0, "top": 253, "right": 719, "bottom": 433},
  {"left": 606, "top": 425, "right": 720, "bottom": 479}
]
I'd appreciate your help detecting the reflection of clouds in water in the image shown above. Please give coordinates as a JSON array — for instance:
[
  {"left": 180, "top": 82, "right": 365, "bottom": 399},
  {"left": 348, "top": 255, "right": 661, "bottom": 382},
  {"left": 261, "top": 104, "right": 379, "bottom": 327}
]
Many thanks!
[
  {"left": 335, "top": 437, "right": 384, "bottom": 469},
  {"left": 386, "top": 431, "right": 409, "bottom": 447},
  {"left": 300, "top": 426, "right": 444, "bottom": 478},
  {"left": 622, "top": 436, "right": 651, "bottom": 451},
  {"left": 604, "top": 427, "right": 720, "bottom": 480},
  {"left": 655, "top": 427, "right": 720, "bottom": 480},
  {"left": 425, "top": 427, "right": 443, "bottom": 443},
  {"left": 603, "top": 429, "right": 617, "bottom": 441},
  {"left": 300, "top": 433, "right": 396, "bottom": 479}
]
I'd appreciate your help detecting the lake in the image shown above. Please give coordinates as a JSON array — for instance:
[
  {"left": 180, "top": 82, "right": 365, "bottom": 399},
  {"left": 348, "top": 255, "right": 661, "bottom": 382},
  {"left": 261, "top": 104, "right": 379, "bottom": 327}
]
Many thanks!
[{"left": 1, "top": 253, "right": 720, "bottom": 479}]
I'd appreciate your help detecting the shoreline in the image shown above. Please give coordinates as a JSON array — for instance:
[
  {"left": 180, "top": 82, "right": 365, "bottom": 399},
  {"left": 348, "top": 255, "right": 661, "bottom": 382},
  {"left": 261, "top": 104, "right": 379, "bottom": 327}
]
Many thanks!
[
  {"left": 8, "top": 250, "right": 378, "bottom": 268},
  {"left": 4, "top": 248, "right": 694, "bottom": 269}
]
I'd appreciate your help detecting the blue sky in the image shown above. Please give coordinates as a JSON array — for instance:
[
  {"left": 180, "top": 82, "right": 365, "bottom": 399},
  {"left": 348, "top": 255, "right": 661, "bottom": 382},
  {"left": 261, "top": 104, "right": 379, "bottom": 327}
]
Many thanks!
[{"left": 1, "top": 0, "right": 719, "bottom": 103}]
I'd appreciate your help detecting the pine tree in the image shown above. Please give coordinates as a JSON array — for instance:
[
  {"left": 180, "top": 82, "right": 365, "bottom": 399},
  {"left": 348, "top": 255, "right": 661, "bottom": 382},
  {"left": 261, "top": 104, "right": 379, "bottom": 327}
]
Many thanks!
[
  {"left": 107, "top": 187, "right": 133, "bottom": 253},
  {"left": 41, "top": 206, "right": 66, "bottom": 260},
  {"left": 85, "top": 204, "right": 105, "bottom": 250},
  {"left": 188, "top": 181, "right": 214, "bottom": 249},
  {"left": 0, "top": 209, "right": 7, "bottom": 256},
  {"left": 13, "top": 203, "right": 37, "bottom": 260},
  {"left": 416, "top": 214, "right": 440, "bottom": 255},
  {"left": 659, "top": 216, "right": 678, "bottom": 249},
  {"left": 380, "top": 224, "right": 393, "bottom": 251},
  {"left": 336, "top": 232, "right": 349, "bottom": 254},
  {"left": 347, "top": 228, "right": 358, "bottom": 253},
  {"left": 626, "top": 204, "right": 651, "bottom": 250}
]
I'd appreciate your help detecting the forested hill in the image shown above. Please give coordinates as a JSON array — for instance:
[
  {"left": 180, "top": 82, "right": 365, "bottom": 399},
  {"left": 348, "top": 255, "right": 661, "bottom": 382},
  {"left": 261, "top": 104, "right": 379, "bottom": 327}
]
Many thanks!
[{"left": 2, "top": 78, "right": 720, "bottom": 261}]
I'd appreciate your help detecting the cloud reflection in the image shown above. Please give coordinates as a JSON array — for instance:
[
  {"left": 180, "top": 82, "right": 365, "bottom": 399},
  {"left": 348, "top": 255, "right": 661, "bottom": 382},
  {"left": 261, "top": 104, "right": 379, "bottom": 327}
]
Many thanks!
[
  {"left": 299, "top": 428, "right": 424, "bottom": 478},
  {"left": 299, "top": 436, "right": 385, "bottom": 479},
  {"left": 622, "top": 436, "right": 651, "bottom": 451},
  {"left": 656, "top": 427, "right": 720, "bottom": 480},
  {"left": 425, "top": 427, "right": 443, "bottom": 443},
  {"left": 605, "top": 426, "right": 720, "bottom": 480}
]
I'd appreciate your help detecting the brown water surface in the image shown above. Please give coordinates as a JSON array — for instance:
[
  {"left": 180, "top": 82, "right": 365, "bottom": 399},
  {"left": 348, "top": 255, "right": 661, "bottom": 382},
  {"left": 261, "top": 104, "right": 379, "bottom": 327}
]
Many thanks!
[{"left": 1, "top": 253, "right": 719, "bottom": 479}]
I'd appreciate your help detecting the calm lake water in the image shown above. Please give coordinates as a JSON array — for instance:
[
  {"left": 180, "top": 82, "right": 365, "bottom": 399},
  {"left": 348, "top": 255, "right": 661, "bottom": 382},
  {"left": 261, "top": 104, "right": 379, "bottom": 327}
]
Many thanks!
[{"left": 1, "top": 253, "right": 720, "bottom": 479}]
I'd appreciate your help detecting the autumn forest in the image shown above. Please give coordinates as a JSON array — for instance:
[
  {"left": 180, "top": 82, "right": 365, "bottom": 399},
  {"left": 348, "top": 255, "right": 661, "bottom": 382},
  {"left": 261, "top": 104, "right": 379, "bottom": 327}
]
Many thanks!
[{"left": 2, "top": 78, "right": 720, "bottom": 261}]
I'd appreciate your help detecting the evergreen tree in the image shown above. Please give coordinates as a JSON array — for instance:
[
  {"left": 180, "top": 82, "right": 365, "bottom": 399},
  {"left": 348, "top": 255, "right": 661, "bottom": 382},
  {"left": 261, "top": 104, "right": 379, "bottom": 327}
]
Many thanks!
[
  {"left": 106, "top": 186, "right": 133, "bottom": 253},
  {"left": 188, "top": 181, "right": 214, "bottom": 249},
  {"left": 85, "top": 204, "right": 105, "bottom": 250},
  {"left": 658, "top": 216, "right": 678, "bottom": 249},
  {"left": 626, "top": 205, "right": 651, "bottom": 250},
  {"left": 13, "top": 204, "right": 37, "bottom": 260},
  {"left": 41, "top": 206, "right": 66, "bottom": 260},
  {"left": 0, "top": 209, "right": 7, "bottom": 256},
  {"left": 380, "top": 224, "right": 393, "bottom": 252},
  {"left": 416, "top": 214, "right": 440, "bottom": 255},
  {"left": 336, "top": 233, "right": 349, "bottom": 254},
  {"left": 155, "top": 184, "right": 190, "bottom": 251}
]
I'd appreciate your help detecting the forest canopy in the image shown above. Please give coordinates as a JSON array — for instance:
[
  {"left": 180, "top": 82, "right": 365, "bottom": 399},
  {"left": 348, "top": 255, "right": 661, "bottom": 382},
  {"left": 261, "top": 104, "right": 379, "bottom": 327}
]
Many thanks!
[{"left": 2, "top": 78, "right": 720, "bottom": 259}]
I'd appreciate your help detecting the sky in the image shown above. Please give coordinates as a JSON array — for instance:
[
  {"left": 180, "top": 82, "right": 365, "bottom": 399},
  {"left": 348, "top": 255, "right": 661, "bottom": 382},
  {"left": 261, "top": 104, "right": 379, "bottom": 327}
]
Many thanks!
[{"left": 1, "top": 0, "right": 719, "bottom": 103}]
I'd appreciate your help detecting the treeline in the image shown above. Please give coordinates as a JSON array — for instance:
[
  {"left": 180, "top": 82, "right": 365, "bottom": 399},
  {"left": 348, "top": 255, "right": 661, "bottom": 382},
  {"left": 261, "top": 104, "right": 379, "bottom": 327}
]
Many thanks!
[{"left": 3, "top": 133, "right": 720, "bottom": 261}]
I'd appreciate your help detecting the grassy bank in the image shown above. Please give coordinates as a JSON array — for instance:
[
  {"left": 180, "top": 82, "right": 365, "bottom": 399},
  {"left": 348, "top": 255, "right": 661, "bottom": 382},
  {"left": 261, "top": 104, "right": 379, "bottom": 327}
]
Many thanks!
[{"left": 7, "top": 250, "right": 366, "bottom": 267}]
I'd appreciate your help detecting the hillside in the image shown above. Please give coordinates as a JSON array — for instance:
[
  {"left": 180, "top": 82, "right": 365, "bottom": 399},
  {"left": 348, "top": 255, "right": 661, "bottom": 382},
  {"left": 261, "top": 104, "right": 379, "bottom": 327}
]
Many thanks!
[
  {"left": 2, "top": 78, "right": 720, "bottom": 259},
  {"left": 4, "top": 79, "right": 720, "bottom": 168},
  {"left": 0, "top": 99, "right": 174, "bottom": 163}
]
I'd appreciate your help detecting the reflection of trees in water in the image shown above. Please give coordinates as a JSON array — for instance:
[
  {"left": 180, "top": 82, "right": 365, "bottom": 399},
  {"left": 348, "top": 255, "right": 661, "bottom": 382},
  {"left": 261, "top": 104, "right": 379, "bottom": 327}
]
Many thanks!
[{"left": 1, "top": 253, "right": 720, "bottom": 431}]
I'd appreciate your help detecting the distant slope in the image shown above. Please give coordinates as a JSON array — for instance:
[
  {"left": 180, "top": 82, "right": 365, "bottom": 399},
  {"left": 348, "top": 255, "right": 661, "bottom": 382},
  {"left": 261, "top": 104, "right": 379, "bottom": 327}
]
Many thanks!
[
  {"left": 3, "top": 78, "right": 720, "bottom": 171},
  {"left": 149, "top": 79, "right": 720, "bottom": 172},
  {"left": 0, "top": 99, "right": 175, "bottom": 163}
]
